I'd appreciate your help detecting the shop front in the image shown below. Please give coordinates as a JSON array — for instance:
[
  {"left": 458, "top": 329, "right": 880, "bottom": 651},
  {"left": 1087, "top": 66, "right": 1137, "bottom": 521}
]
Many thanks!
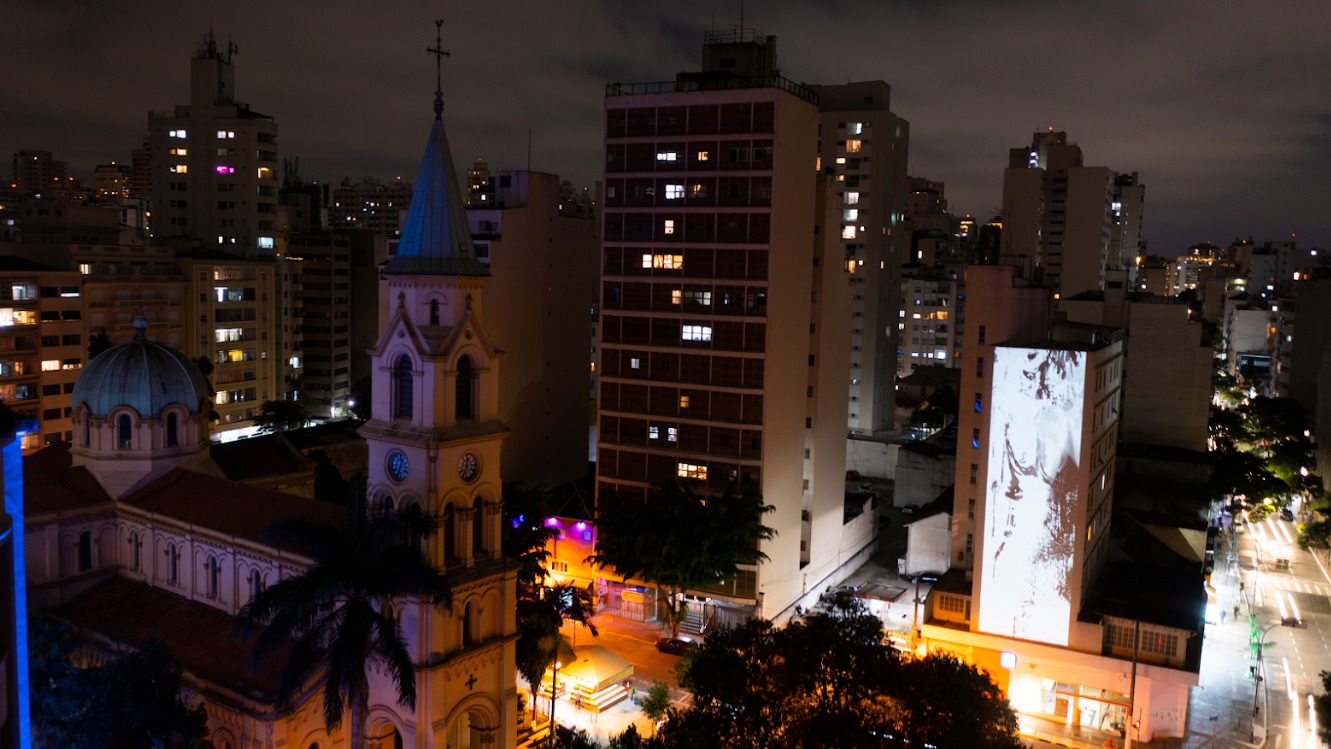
[{"left": 1009, "top": 672, "right": 1129, "bottom": 735}]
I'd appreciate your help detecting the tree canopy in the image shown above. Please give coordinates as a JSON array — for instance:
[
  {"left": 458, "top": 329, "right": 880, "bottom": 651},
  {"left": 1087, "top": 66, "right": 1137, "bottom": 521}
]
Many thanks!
[
  {"left": 588, "top": 480, "right": 775, "bottom": 636},
  {"left": 651, "top": 598, "right": 1022, "bottom": 749},
  {"left": 252, "top": 397, "right": 311, "bottom": 433}
]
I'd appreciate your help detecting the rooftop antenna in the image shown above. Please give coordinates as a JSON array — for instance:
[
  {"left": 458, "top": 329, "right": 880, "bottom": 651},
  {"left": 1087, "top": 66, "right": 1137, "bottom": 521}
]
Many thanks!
[
  {"left": 739, "top": 0, "right": 745, "bottom": 30},
  {"left": 426, "top": 19, "right": 451, "bottom": 119}
]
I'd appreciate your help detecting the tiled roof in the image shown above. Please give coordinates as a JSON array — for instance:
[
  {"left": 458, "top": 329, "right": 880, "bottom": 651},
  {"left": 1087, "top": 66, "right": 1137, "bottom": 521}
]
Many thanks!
[
  {"left": 210, "top": 434, "right": 312, "bottom": 481},
  {"left": 23, "top": 443, "right": 112, "bottom": 515},
  {"left": 122, "top": 468, "right": 345, "bottom": 547},
  {"left": 54, "top": 576, "right": 287, "bottom": 701}
]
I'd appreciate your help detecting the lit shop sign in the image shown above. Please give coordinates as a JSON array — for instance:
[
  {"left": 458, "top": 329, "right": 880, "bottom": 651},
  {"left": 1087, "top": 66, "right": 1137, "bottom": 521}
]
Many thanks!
[{"left": 978, "top": 347, "right": 1084, "bottom": 647}]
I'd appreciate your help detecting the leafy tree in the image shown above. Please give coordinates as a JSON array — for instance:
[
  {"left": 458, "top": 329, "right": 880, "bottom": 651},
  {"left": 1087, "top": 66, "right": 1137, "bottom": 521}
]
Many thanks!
[
  {"left": 660, "top": 598, "right": 1022, "bottom": 749},
  {"left": 608, "top": 724, "right": 652, "bottom": 749},
  {"left": 78, "top": 638, "right": 210, "bottom": 749},
  {"left": 502, "top": 483, "right": 559, "bottom": 598},
  {"left": 639, "top": 680, "right": 672, "bottom": 731},
  {"left": 252, "top": 397, "right": 311, "bottom": 433},
  {"left": 1315, "top": 670, "right": 1331, "bottom": 746},
  {"left": 237, "top": 498, "right": 450, "bottom": 749},
  {"left": 554, "top": 727, "right": 599, "bottom": 749},
  {"left": 588, "top": 480, "right": 775, "bottom": 637},
  {"left": 87, "top": 330, "right": 113, "bottom": 360},
  {"left": 190, "top": 355, "right": 215, "bottom": 380},
  {"left": 908, "top": 385, "right": 958, "bottom": 431},
  {"left": 29, "top": 617, "right": 95, "bottom": 749}
]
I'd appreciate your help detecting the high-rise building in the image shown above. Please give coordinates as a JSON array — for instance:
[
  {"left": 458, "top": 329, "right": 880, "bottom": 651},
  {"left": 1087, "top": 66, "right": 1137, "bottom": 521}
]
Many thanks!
[
  {"left": 1001, "top": 131, "right": 1136, "bottom": 300},
  {"left": 465, "top": 169, "right": 598, "bottom": 486},
  {"left": 93, "top": 163, "right": 131, "bottom": 199},
  {"left": 808, "top": 82, "right": 910, "bottom": 435},
  {"left": 596, "top": 30, "right": 880, "bottom": 623},
  {"left": 897, "top": 271, "right": 962, "bottom": 379},
  {"left": 1109, "top": 171, "right": 1145, "bottom": 285},
  {"left": 328, "top": 177, "right": 412, "bottom": 237},
  {"left": 10, "top": 150, "right": 66, "bottom": 195},
  {"left": 147, "top": 32, "right": 280, "bottom": 254}
]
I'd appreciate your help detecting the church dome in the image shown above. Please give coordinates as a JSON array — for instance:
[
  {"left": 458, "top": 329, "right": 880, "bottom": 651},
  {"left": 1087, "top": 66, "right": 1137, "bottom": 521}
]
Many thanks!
[{"left": 72, "top": 315, "right": 211, "bottom": 420}]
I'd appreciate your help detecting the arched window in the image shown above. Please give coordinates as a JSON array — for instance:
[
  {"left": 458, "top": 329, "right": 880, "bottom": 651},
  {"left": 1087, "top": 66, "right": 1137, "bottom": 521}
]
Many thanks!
[
  {"left": 129, "top": 531, "right": 141, "bottom": 572},
  {"left": 429, "top": 299, "right": 440, "bottom": 325},
  {"left": 442, "top": 503, "right": 456, "bottom": 561},
  {"left": 166, "top": 412, "right": 179, "bottom": 447},
  {"left": 82, "top": 413, "right": 90, "bottom": 447},
  {"left": 472, "top": 497, "right": 485, "bottom": 556},
  {"left": 167, "top": 543, "right": 179, "bottom": 585},
  {"left": 249, "top": 569, "right": 264, "bottom": 602},
  {"left": 455, "top": 356, "right": 475, "bottom": 420},
  {"left": 117, "top": 414, "right": 132, "bottom": 449},
  {"left": 395, "top": 354, "right": 413, "bottom": 419},
  {"left": 77, "top": 531, "right": 93, "bottom": 572},
  {"left": 207, "top": 555, "right": 221, "bottom": 599}
]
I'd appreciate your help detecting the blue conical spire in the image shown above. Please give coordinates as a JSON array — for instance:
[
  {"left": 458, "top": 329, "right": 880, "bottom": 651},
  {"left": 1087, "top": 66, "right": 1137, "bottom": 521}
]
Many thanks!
[{"left": 383, "top": 94, "right": 488, "bottom": 277}]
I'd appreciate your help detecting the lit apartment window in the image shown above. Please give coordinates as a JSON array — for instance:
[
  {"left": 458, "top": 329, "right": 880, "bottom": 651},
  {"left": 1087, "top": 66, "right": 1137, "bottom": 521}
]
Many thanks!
[
  {"left": 170, "top": 165, "right": 188, "bottom": 174},
  {"left": 841, "top": 226, "right": 857, "bottom": 240},
  {"left": 257, "top": 237, "right": 275, "bottom": 249},
  {"left": 677, "top": 462, "right": 707, "bottom": 479},
  {"left": 835, "top": 157, "right": 847, "bottom": 165},
  {"left": 689, "top": 183, "right": 706, "bottom": 198},
  {"left": 217, "top": 130, "right": 236, "bottom": 139},
  {"left": 681, "top": 325, "right": 712, "bottom": 342},
  {"left": 169, "top": 148, "right": 187, "bottom": 156},
  {"left": 679, "top": 395, "right": 690, "bottom": 408},
  {"left": 257, "top": 167, "right": 274, "bottom": 180},
  {"left": 649, "top": 426, "right": 659, "bottom": 440},
  {"left": 846, "top": 139, "right": 862, "bottom": 153},
  {"left": 169, "top": 129, "right": 187, "bottom": 139},
  {"left": 41, "top": 360, "right": 59, "bottom": 372},
  {"left": 671, "top": 289, "right": 682, "bottom": 305},
  {"left": 629, "top": 357, "right": 641, "bottom": 369},
  {"left": 696, "top": 150, "right": 709, "bottom": 161},
  {"left": 667, "top": 427, "right": 678, "bottom": 442},
  {"left": 847, "top": 122, "right": 863, "bottom": 135},
  {"left": 684, "top": 291, "right": 711, "bottom": 305},
  {"left": 662, "top": 219, "right": 676, "bottom": 235},
  {"left": 78, "top": 263, "right": 92, "bottom": 275},
  {"left": 650, "top": 254, "right": 684, "bottom": 269},
  {"left": 656, "top": 151, "right": 678, "bottom": 162},
  {"left": 845, "top": 191, "right": 860, "bottom": 205},
  {"left": 666, "top": 184, "right": 684, "bottom": 200},
  {"left": 215, "top": 165, "right": 236, "bottom": 174},
  {"left": 843, "top": 209, "right": 859, "bottom": 222},
  {"left": 972, "top": 428, "right": 980, "bottom": 449}
]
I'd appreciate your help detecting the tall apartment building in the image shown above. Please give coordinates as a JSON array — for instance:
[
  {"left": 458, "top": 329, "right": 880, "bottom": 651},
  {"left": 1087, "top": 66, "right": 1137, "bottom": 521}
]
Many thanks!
[
  {"left": 596, "top": 30, "right": 879, "bottom": 623},
  {"left": 147, "top": 33, "right": 280, "bottom": 254},
  {"left": 808, "top": 82, "right": 910, "bottom": 435},
  {"left": 465, "top": 170, "right": 598, "bottom": 487},
  {"left": 1001, "top": 131, "right": 1133, "bottom": 300},
  {"left": 897, "top": 271, "right": 962, "bottom": 379},
  {"left": 287, "top": 234, "right": 353, "bottom": 418},
  {"left": 0, "top": 259, "right": 84, "bottom": 451},
  {"left": 10, "top": 150, "right": 67, "bottom": 194},
  {"left": 328, "top": 177, "right": 412, "bottom": 237},
  {"left": 1109, "top": 172, "right": 1145, "bottom": 285}
]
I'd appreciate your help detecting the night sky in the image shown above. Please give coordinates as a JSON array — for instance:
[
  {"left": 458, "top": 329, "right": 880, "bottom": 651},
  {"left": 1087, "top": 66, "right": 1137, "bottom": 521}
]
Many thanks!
[{"left": 4, "top": 1, "right": 1328, "bottom": 256}]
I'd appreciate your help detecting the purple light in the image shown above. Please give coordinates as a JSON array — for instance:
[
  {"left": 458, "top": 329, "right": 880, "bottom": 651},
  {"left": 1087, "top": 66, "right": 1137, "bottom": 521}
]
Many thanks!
[
  {"left": 215, "top": 165, "right": 235, "bottom": 174},
  {"left": 544, "top": 517, "right": 562, "bottom": 527},
  {"left": 574, "top": 522, "right": 587, "bottom": 531}
]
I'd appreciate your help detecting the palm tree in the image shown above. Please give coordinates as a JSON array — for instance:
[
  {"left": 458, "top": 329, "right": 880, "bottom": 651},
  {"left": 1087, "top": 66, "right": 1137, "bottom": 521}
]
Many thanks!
[{"left": 237, "top": 496, "right": 450, "bottom": 749}]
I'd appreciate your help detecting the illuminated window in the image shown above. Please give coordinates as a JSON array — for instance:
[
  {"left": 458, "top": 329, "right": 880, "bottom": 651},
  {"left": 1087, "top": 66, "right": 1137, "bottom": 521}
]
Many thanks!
[
  {"left": 257, "top": 167, "right": 274, "bottom": 180},
  {"left": 974, "top": 393, "right": 982, "bottom": 413},
  {"left": 845, "top": 191, "right": 860, "bottom": 205},
  {"left": 843, "top": 209, "right": 859, "bottom": 222},
  {"left": 662, "top": 219, "right": 675, "bottom": 235},
  {"left": 845, "top": 139, "right": 862, "bottom": 153},
  {"left": 78, "top": 263, "right": 92, "bottom": 275},
  {"left": 666, "top": 184, "right": 684, "bottom": 199},
  {"left": 169, "top": 147, "right": 187, "bottom": 156},
  {"left": 835, "top": 157, "right": 847, "bottom": 165},
  {"left": 972, "top": 428, "right": 980, "bottom": 449},
  {"left": 677, "top": 462, "right": 707, "bottom": 479},
  {"left": 679, "top": 395, "right": 690, "bottom": 408},
  {"left": 169, "top": 129, "right": 187, "bottom": 139},
  {"left": 170, "top": 164, "right": 188, "bottom": 173},
  {"left": 671, "top": 289, "right": 682, "bottom": 305},
  {"left": 217, "top": 130, "right": 235, "bottom": 139},
  {"left": 696, "top": 150, "right": 709, "bottom": 161},
  {"left": 649, "top": 426, "right": 659, "bottom": 440},
  {"left": 41, "top": 360, "right": 59, "bottom": 372},
  {"left": 847, "top": 122, "right": 863, "bottom": 135},
  {"left": 656, "top": 151, "right": 678, "bottom": 162},
  {"left": 689, "top": 183, "right": 706, "bottom": 198},
  {"left": 630, "top": 357, "right": 641, "bottom": 369},
  {"left": 667, "top": 427, "right": 678, "bottom": 442},
  {"left": 841, "top": 225, "right": 857, "bottom": 240},
  {"left": 257, "top": 236, "right": 274, "bottom": 249},
  {"left": 651, "top": 254, "right": 684, "bottom": 269},
  {"left": 681, "top": 325, "right": 712, "bottom": 341},
  {"left": 216, "top": 165, "right": 235, "bottom": 174},
  {"left": 684, "top": 290, "right": 711, "bottom": 305}
]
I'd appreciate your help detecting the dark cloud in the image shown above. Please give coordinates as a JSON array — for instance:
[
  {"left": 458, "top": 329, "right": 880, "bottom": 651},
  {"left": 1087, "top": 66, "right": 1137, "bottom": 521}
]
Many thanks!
[{"left": 3, "top": 0, "right": 1327, "bottom": 253}]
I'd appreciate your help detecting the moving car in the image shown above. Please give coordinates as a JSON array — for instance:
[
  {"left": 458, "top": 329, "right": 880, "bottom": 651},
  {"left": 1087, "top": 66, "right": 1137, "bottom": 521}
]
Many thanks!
[{"left": 655, "top": 636, "right": 700, "bottom": 656}]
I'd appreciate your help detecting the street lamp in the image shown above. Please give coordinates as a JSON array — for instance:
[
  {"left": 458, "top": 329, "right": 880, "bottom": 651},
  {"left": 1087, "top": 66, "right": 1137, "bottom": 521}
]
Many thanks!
[
  {"left": 548, "top": 659, "right": 562, "bottom": 749},
  {"left": 1251, "top": 620, "right": 1281, "bottom": 740}
]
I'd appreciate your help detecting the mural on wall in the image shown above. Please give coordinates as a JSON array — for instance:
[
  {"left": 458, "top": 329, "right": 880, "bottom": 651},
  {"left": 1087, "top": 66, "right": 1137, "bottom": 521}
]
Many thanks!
[{"left": 978, "top": 347, "right": 1083, "bottom": 646}]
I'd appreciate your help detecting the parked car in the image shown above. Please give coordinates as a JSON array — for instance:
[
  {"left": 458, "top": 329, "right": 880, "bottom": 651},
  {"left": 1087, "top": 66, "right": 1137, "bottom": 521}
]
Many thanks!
[
  {"left": 1281, "top": 507, "right": 1295, "bottom": 522},
  {"left": 819, "top": 584, "right": 860, "bottom": 602},
  {"left": 655, "top": 636, "right": 700, "bottom": 656}
]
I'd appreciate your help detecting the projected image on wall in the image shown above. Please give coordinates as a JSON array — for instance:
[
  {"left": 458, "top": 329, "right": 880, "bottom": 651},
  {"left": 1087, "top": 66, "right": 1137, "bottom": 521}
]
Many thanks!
[{"left": 978, "top": 347, "right": 1084, "bottom": 646}]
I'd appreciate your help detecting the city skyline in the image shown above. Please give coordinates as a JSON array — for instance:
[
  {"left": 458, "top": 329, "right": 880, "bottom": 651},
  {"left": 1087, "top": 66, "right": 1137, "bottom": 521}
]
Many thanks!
[{"left": 3, "top": 0, "right": 1328, "bottom": 255}]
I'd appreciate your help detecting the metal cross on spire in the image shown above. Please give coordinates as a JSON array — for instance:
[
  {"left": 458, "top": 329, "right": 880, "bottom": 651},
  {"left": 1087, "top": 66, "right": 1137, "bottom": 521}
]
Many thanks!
[{"left": 427, "top": 19, "right": 451, "bottom": 119}]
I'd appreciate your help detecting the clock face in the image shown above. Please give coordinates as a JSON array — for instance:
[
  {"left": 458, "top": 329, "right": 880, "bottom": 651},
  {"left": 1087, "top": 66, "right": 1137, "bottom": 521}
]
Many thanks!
[
  {"left": 457, "top": 452, "right": 480, "bottom": 483},
  {"left": 387, "top": 450, "right": 410, "bottom": 482}
]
